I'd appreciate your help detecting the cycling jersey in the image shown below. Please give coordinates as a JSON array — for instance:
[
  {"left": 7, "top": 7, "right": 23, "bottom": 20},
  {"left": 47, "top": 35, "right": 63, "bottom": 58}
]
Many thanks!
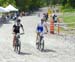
[
  {"left": 36, "top": 21, "right": 47, "bottom": 33},
  {"left": 13, "top": 24, "right": 23, "bottom": 34},
  {"left": 37, "top": 23, "right": 44, "bottom": 33}
]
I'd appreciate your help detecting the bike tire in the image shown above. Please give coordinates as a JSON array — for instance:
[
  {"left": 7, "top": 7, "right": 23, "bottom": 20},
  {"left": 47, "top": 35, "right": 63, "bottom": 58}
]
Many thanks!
[{"left": 40, "top": 40, "right": 44, "bottom": 51}]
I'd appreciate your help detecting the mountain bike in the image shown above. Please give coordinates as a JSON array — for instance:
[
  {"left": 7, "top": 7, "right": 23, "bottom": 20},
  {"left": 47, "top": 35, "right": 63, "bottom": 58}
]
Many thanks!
[
  {"left": 36, "top": 33, "right": 46, "bottom": 51},
  {"left": 14, "top": 33, "right": 24, "bottom": 54}
]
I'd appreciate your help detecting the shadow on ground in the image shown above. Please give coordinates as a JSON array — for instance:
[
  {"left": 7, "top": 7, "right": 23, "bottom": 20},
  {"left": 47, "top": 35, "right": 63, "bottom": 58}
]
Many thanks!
[
  {"left": 19, "top": 52, "right": 32, "bottom": 56},
  {"left": 43, "top": 49, "right": 56, "bottom": 53}
]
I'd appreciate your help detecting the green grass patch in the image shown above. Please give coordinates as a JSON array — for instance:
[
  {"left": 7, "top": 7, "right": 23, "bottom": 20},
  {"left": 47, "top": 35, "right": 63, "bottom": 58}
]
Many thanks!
[
  {"left": 62, "top": 8, "right": 75, "bottom": 12},
  {"left": 63, "top": 14, "right": 75, "bottom": 23},
  {"left": 60, "top": 12, "right": 75, "bottom": 23},
  {"left": 61, "top": 6, "right": 75, "bottom": 12},
  {"left": 59, "top": 12, "right": 75, "bottom": 28}
]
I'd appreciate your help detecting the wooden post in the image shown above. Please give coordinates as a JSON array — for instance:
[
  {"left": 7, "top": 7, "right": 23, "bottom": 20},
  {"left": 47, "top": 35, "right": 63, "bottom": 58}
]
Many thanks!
[{"left": 58, "top": 18, "right": 60, "bottom": 35}]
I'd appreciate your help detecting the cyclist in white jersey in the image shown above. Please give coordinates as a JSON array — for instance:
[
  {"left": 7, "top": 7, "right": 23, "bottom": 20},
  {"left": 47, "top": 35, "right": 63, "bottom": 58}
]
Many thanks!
[{"left": 36, "top": 18, "right": 48, "bottom": 42}]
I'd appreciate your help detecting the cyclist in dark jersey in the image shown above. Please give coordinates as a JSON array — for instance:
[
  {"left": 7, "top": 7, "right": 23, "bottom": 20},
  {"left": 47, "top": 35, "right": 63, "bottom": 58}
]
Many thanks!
[{"left": 12, "top": 19, "right": 24, "bottom": 48}]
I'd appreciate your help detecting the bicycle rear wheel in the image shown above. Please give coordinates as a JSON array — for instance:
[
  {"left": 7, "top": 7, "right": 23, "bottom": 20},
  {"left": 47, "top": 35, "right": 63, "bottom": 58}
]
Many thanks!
[{"left": 40, "top": 40, "right": 44, "bottom": 51}]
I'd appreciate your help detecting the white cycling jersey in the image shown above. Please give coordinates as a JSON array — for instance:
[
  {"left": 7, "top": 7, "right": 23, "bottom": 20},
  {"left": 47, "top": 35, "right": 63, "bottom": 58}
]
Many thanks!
[{"left": 36, "top": 21, "right": 48, "bottom": 36}]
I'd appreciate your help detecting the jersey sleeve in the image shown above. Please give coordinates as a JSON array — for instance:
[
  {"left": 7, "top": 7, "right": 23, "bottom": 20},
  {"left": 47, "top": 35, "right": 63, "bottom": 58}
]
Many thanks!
[
  {"left": 13, "top": 25, "right": 15, "bottom": 28},
  {"left": 13, "top": 25, "right": 16, "bottom": 32}
]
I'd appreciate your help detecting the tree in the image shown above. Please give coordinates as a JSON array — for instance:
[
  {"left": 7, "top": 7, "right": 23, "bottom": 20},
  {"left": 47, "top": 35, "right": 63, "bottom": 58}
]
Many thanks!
[
  {"left": 15, "top": 0, "right": 32, "bottom": 11},
  {"left": 61, "top": 0, "right": 75, "bottom": 8},
  {"left": 62, "top": 0, "right": 67, "bottom": 6},
  {"left": 29, "top": 0, "right": 40, "bottom": 10},
  {"left": 0, "top": 0, "right": 16, "bottom": 7},
  {"left": 69, "top": 0, "right": 75, "bottom": 8}
]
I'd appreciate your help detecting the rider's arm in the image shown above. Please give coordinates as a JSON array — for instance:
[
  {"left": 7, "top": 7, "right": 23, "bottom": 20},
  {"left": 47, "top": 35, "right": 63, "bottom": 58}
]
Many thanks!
[
  {"left": 36, "top": 24, "right": 39, "bottom": 32},
  {"left": 36, "top": 24, "right": 39, "bottom": 41},
  {"left": 12, "top": 25, "right": 15, "bottom": 34},
  {"left": 44, "top": 23, "right": 48, "bottom": 32},
  {"left": 45, "top": 25, "right": 48, "bottom": 32},
  {"left": 21, "top": 24, "right": 24, "bottom": 33}
]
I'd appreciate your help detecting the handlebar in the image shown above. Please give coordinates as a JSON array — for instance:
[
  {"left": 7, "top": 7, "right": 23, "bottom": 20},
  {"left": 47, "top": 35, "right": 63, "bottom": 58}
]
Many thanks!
[
  {"left": 12, "top": 32, "right": 24, "bottom": 35},
  {"left": 17, "top": 33, "right": 24, "bottom": 35}
]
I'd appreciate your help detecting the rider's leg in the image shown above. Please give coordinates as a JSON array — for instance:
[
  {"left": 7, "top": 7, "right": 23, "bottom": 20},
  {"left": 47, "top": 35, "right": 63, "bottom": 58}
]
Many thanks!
[
  {"left": 36, "top": 32, "right": 40, "bottom": 41},
  {"left": 13, "top": 34, "right": 16, "bottom": 48},
  {"left": 36, "top": 32, "right": 40, "bottom": 46},
  {"left": 36, "top": 32, "right": 38, "bottom": 41}
]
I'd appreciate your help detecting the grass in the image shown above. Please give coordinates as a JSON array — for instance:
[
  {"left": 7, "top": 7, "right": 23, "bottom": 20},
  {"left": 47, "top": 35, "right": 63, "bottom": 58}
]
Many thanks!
[
  {"left": 62, "top": 8, "right": 75, "bottom": 12},
  {"left": 55, "top": 7, "right": 75, "bottom": 33},
  {"left": 59, "top": 12, "right": 75, "bottom": 28},
  {"left": 63, "top": 13, "right": 75, "bottom": 22},
  {"left": 55, "top": 12, "right": 75, "bottom": 34},
  {"left": 60, "top": 6, "right": 75, "bottom": 12},
  {"left": 60, "top": 7, "right": 75, "bottom": 24}
]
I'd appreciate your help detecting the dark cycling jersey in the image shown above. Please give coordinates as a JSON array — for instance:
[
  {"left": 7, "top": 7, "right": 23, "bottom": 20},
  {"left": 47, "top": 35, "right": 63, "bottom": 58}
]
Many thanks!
[{"left": 13, "top": 24, "right": 23, "bottom": 34}]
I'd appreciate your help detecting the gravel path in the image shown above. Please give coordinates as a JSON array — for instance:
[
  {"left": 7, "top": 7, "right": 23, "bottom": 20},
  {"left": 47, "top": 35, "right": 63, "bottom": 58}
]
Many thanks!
[{"left": 0, "top": 15, "right": 75, "bottom": 62}]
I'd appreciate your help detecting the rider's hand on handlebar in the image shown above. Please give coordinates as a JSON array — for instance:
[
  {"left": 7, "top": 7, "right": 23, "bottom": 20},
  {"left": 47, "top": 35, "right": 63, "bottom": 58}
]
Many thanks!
[
  {"left": 46, "top": 30, "right": 48, "bottom": 33},
  {"left": 44, "top": 30, "right": 48, "bottom": 34}
]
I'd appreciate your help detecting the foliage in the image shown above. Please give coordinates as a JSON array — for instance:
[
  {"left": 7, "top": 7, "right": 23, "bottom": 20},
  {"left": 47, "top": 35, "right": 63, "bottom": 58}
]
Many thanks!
[
  {"left": 0, "top": 0, "right": 16, "bottom": 7},
  {"left": 61, "top": 0, "right": 75, "bottom": 8},
  {"left": 0, "top": 0, "right": 75, "bottom": 11}
]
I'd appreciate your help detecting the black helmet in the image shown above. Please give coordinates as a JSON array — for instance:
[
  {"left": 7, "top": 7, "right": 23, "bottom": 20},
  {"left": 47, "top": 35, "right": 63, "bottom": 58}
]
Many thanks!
[{"left": 17, "top": 19, "right": 21, "bottom": 22}]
